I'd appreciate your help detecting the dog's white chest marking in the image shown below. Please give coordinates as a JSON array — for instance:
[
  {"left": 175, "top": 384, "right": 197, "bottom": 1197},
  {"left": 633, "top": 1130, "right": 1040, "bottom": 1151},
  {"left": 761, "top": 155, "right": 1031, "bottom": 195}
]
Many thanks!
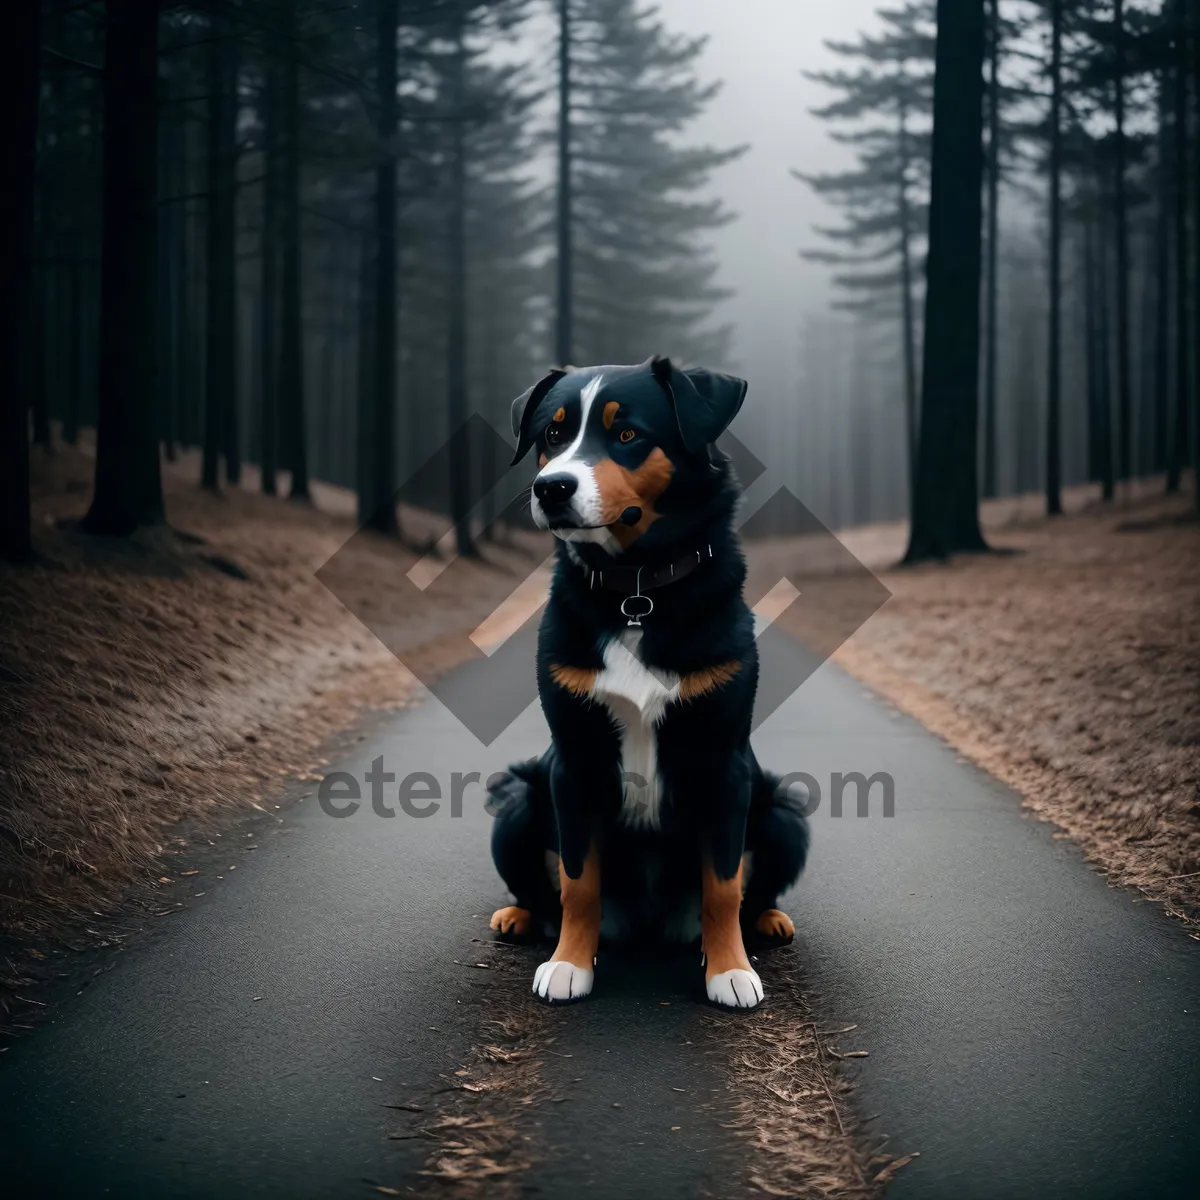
[{"left": 592, "top": 632, "right": 680, "bottom": 830}]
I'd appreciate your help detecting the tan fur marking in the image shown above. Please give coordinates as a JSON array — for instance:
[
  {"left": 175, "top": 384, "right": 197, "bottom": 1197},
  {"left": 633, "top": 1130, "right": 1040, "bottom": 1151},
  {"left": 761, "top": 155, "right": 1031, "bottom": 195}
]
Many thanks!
[
  {"left": 490, "top": 905, "right": 533, "bottom": 937},
  {"left": 754, "top": 908, "right": 795, "bottom": 940},
  {"left": 549, "top": 663, "right": 597, "bottom": 696},
  {"left": 702, "top": 859, "right": 753, "bottom": 981},
  {"left": 602, "top": 400, "right": 620, "bottom": 430},
  {"left": 552, "top": 406, "right": 566, "bottom": 423},
  {"left": 551, "top": 844, "right": 601, "bottom": 969},
  {"left": 538, "top": 452, "right": 549, "bottom": 468},
  {"left": 678, "top": 660, "right": 742, "bottom": 700},
  {"left": 590, "top": 447, "right": 675, "bottom": 548}
]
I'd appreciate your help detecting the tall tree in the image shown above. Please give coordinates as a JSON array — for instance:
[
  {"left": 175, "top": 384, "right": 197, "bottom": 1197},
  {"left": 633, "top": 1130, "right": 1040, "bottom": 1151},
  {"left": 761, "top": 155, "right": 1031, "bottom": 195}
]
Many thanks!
[
  {"left": 1112, "top": 0, "right": 1133, "bottom": 486},
  {"left": 203, "top": 5, "right": 239, "bottom": 490},
  {"left": 362, "top": 0, "right": 400, "bottom": 534},
  {"left": 798, "top": 2, "right": 935, "bottom": 513},
  {"left": 982, "top": 0, "right": 1001, "bottom": 500},
  {"left": 84, "top": 0, "right": 166, "bottom": 535},
  {"left": 445, "top": 2, "right": 472, "bottom": 555},
  {"left": 555, "top": 0, "right": 573, "bottom": 365},
  {"left": 259, "top": 44, "right": 279, "bottom": 497},
  {"left": 563, "top": 0, "right": 744, "bottom": 365},
  {"left": 0, "top": 0, "right": 41, "bottom": 560},
  {"left": 1165, "top": 0, "right": 1189, "bottom": 494},
  {"left": 1046, "top": 0, "right": 1064, "bottom": 515},
  {"left": 1192, "top": 0, "right": 1200, "bottom": 510},
  {"left": 278, "top": 0, "right": 309, "bottom": 501},
  {"left": 903, "top": 0, "right": 989, "bottom": 561}
]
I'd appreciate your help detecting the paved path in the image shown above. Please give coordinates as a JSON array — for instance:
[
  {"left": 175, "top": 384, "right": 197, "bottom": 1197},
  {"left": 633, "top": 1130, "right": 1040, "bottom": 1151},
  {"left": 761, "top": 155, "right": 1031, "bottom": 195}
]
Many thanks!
[{"left": 2, "top": 632, "right": 1198, "bottom": 1198}]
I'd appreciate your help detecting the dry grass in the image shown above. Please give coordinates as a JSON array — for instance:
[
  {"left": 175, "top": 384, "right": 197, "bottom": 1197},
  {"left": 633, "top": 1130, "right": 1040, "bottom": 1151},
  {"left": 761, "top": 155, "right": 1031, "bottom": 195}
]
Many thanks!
[
  {"left": 0, "top": 439, "right": 538, "bottom": 969},
  {"left": 751, "top": 480, "right": 1200, "bottom": 930},
  {"left": 721, "top": 950, "right": 909, "bottom": 1199},
  {"left": 395, "top": 944, "right": 554, "bottom": 1197}
]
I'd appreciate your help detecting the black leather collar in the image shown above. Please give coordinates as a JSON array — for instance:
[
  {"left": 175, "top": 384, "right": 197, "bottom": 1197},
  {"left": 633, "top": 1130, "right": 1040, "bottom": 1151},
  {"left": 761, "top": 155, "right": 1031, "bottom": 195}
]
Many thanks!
[{"left": 581, "top": 544, "right": 714, "bottom": 595}]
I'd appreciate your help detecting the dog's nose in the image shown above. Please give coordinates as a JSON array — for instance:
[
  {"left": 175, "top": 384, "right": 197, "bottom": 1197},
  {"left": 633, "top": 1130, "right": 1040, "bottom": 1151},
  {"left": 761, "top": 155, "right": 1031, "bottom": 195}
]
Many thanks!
[{"left": 533, "top": 475, "right": 578, "bottom": 509}]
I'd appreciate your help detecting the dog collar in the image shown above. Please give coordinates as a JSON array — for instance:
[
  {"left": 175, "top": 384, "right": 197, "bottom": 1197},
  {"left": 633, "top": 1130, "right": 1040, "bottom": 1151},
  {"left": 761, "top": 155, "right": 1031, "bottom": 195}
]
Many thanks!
[{"left": 583, "top": 545, "right": 714, "bottom": 626}]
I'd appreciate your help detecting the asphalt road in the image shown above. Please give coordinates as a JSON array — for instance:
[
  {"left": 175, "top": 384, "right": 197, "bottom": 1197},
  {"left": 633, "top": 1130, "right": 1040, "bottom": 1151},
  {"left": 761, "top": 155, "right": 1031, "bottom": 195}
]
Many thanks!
[{"left": 2, "top": 628, "right": 1198, "bottom": 1199}]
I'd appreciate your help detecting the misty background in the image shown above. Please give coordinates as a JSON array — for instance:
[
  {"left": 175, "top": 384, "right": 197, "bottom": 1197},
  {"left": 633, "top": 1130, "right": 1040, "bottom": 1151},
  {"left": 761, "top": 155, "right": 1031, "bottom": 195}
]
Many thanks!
[{"left": 4, "top": 0, "right": 1197, "bottom": 558}]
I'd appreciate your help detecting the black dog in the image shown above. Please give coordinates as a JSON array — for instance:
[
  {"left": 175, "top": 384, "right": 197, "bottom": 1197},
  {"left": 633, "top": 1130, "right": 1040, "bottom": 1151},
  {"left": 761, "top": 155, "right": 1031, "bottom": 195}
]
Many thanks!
[{"left": 487, "top": 356, "right": 808, "bottom": 1008}]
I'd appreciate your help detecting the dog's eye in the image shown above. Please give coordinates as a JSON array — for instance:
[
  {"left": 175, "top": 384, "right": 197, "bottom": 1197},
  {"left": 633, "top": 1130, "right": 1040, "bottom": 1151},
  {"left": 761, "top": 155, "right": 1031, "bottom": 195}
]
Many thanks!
[
  {"left": 618, "top": 428, "right": 636, "bottom": 444},
  {"left": 545, "top": 424, "right": 566, "bottom": 447}
]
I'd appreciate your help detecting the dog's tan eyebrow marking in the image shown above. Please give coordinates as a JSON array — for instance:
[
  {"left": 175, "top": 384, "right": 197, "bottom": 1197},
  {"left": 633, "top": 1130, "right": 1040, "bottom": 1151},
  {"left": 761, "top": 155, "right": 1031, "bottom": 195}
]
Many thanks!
[
  {"left": 552, "top": 406, "right": 566, "bottom": 423},
  {"left": 678, "top": 660, "right": 741, "bottom": 700},
  {"left": 602, "top": 401, "right": 620, "bottom": 430},
  {"left": 549, "top": 664, "right": 597, "bottom": 696}
]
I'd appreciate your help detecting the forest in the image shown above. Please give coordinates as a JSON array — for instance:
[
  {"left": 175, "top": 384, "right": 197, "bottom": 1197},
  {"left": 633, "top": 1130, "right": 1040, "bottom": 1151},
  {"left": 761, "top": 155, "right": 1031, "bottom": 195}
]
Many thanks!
[
  {"left": 1, "top": 0, "right": 1197, "bottom": 558},
  {"left": 2, "top": 5, "right": 1200, "bottom": 1194}
]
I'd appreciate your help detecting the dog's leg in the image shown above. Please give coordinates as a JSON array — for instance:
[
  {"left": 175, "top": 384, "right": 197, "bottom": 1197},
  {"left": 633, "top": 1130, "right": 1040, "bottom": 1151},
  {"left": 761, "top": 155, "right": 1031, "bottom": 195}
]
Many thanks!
[
  {"left": 741, "top": 765, "right": 809, "bottom": 948},
  {"left": 701, "top": 856, "right": 762, "bottom": 1009},
  {"left": 488, "top": 759, "right": 558, "bottom": 939},
  {"left": 533, "top": 842, "right": 601, "bottom": 1003}
]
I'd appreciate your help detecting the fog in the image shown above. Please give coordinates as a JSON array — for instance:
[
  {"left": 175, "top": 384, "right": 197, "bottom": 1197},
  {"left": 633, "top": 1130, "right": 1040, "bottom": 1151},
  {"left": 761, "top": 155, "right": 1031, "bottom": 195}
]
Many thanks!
[{"left": 655, "top": 0, "right": 887, "bottom": 406}]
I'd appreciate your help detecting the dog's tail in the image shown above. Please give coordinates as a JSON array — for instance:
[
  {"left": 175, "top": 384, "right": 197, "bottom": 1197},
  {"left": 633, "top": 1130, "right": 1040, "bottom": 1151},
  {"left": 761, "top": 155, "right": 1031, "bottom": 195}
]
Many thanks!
[
  {"left": 485, "top": 755, "right": 551, "bottom": 819},
  {"left": 756, "top": 768, "right": 811, "bottom": 882}
]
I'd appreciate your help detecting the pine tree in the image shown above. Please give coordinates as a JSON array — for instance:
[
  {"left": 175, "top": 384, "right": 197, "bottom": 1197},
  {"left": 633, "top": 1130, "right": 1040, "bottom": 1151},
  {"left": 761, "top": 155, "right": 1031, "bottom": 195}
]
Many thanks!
[
  {"left": 83, "top": 0, "right": 167, "bottom": 536},
  {"left": 903, "top": 0, "right": 989, "bottom": 561},
  {"left": 203, "top": 3, "right": 240, "bottom": 491},
  {"left": 559, "top": 0, "right": 744, "bottom": 366},
  {"left": 0, "top": 0, "right": 41, "bottom": 560},
  {"left": 797, "top": 1, "right": 936, "bottom": 511}
]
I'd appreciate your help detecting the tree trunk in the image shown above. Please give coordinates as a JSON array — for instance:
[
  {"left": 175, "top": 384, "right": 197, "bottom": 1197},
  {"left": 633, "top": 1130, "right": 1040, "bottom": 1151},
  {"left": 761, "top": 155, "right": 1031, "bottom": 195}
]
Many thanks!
[
  {"left": 1192, "top": 0, "right": 1200, "bottom": 510},
  {"left": 902, "top": 0, "right": 989, "bottom": 562},
  {"left": 898, "top": 96, "right": 919, "bottom": 518},
  {"left": 479, "top": 296, "right": 498, "bottom": 541},
  {"left": 1167, "top": 0, "right": 1189, "bottom": 494},
  {"left": 447, "top": 8, "right": 474, "bottom": 556},
  {"left": 65, "top": 260, "right": 82, "bottom": 445},
  {"left": 1045, "top": 0, "right": 1063, "bottom": 516},
  {"left": 1097, "top": 209, "right": 1116, "bottom": 501},
  {"left": 279, "top": 0, "right": 309, "bottom": 501},
  {"left": 1083, "top": 214, "right": 1102, "bottom": 484},
  {"left": 31, "top": 279, "right": 51, "bottom": 451},
  {"left": 84, "top": 0, "right": 166, "bottom": 536},
  {"left": 1113, "top": 0, "right": 1133, "bottom": 486},
  {"left": 204, "top": 8, "right": 239, "bottom": 490},
  {"left": 1152, "top": 72, "right": 1170, "bottom": 474},
  {"left": 982, "top": 0, "right": 1000, "bottom": 501},
  {"left": 356, "top": 223, "right": 376, "bottom": 523},
  {"left": 555, "top": 0, "right": 573, "bottom": 366},
  {"left": 366, "top": 0, "right": 399, "bottom": 533},
  {"left": 259, "top": 53, "right": 278, "bottom": 495},
  {"left": 158, "top": 117, "right": 179, "bottom": 463}
]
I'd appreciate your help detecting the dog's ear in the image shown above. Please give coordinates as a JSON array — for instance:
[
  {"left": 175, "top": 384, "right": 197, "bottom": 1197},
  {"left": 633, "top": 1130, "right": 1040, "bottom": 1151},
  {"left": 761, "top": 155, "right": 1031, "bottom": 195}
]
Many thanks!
[
  {"left": 510, "top": 368, "right": 568, "bottom": 464},
  {"left": 648, "top": 355, "right": 748, "bottom": 455}
]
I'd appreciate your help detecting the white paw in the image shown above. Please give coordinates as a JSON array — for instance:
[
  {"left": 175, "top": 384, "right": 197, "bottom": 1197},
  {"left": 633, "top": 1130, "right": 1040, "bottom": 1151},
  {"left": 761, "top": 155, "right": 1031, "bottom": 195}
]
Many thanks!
[
  {"left": 533, "top": 959, "right": 594, "bottom": 1004},
  {"left": 706, "top": 967, "right": 764, "bottom": 1009}
]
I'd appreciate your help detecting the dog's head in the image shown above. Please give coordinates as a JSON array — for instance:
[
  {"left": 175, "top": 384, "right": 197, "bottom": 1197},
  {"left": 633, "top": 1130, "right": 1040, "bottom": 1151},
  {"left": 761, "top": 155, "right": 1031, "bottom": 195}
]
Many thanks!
[{"left": 509, "top": 356, "right": 747, "bottom": 553}]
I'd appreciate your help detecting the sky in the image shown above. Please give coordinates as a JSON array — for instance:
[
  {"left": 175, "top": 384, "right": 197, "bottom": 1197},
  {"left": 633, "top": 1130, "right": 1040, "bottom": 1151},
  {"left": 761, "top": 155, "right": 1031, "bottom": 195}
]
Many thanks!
[{"left": 652, "top": 0, "right": 886, "bottom": 402}]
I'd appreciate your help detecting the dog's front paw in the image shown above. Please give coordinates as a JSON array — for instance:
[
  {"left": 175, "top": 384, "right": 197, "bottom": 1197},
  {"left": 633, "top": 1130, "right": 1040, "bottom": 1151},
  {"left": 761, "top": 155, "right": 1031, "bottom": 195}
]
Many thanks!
[
  {"left": 533, "top": 959, "right": 594, "bottom": 1004},
  {"left": 706, "top": 967, "right": 763, "bottom": 1009}
]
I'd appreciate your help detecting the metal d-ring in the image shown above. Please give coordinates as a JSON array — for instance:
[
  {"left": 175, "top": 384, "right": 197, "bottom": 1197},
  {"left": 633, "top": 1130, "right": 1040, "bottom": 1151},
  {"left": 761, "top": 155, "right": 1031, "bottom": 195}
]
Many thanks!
[
  {"left": 621, "top": 593, "right": 653, "bottom": 627},
  {"left": 621, "top": 565, "right": 653, "bottom": 627}
]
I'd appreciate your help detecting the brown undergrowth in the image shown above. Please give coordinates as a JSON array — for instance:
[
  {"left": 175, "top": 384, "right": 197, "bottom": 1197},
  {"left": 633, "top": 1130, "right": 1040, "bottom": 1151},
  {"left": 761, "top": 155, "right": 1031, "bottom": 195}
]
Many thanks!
[
  {"left": 725, "top": 949, "right": 909, "bottom": 1199},
  {"left": 750, "top": 479, "right": 1200, "bottom": 931},
  {"left": 0, "top": 439, "right": 540, "bottom": 1010},
  {"left": 379, "top": 940, "right": 555, "bottom": 1197}
]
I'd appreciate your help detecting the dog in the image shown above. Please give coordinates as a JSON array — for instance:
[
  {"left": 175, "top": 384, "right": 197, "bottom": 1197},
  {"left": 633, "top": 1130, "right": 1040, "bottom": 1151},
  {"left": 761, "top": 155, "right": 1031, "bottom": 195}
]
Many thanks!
[{"left": 487, "top": 356, "right": 809, "bottom": 1009}]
